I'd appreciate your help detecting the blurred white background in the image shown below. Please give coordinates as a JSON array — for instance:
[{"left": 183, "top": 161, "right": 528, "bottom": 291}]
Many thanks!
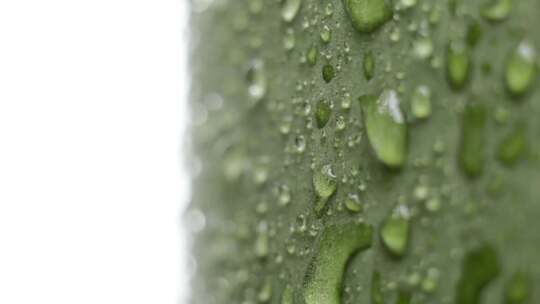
[{"left": 0, "top": 1, "right": 189, "bottom": 303}]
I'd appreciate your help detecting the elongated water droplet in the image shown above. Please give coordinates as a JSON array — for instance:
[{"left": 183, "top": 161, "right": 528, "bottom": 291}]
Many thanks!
[
  {"left": 255, "top": 222, "right": 269, "bottom": 258},
  {"left": 302, "top": 222, "right": 373, "bottom": 304},
  {"left": 343, "top": 0, "right": 393, "bottom": 33},
  {"left": 371, "top": 271, "right": 384, "bottom": 304},
  {"left": 307, "top": 45, "right": 318, "bottom": 66},
  {"left": 320, "top": 25, "right": 332, "bottom": 44},
  {"left": 247, "top": 59, "right": 267, "bottom": 102},
  {"left": 313, "top": 165, "right": 337, "bottom": 216},
  {"left": 505, "top": 272, "right": 530, "bottom": 304},
  {"left": 258, "top": 279, "right": 272, "bottom": 302},
  {"left": 455, "top": 244, "right": 500, "bottom": 304},
  {"left": 281, "top": 0, "right": 302, "bottom": 23},
  {"left": 364, "top": 51, "right": 375, "bottom": 80},
  {"left": 459, "top": 103, "right": 486, "bottom": 178},
  {"left": 505, "top": 41, "right": 537, "bottom": 97},
  {"left": 497, "top": 123, "right": 526, "bottom": 166},
  {"left": 316, "top": 100, "right": 332, "bottom": 128},
  {"left": 447, "top": 42, "right": 470, "bottom": 90},
  {"left": 380, "top": 205, "right": 411, "bottom": 258},
  {"left": 466, "top": 21, "right": 483, "bottom": 48},
  {"left": 411, "top": 85, "right": 432, "bottom": 119},
  {"left": 360, "top": 90, "right": 408, "bottom": 169},
  {"left": 480, "top": 0, "right": 512, "bottom": 22}
]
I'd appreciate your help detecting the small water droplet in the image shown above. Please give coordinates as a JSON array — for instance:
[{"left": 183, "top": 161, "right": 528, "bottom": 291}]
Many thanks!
[
  {"left": 320, "top": 25, "right": 332, "bottom": 44},
  {"left": 345, "top": 193, "right": 363, "bottom": 213},
  {"left": 497, "top": 123, "right": 526, "bottom": 166},
  {"left": 313, "top": 164, "right": 337, "bottom": 216},
  {"left": 363, "top": 51, "right": 375, "bottom": 81},
  {"left": 277, "top": 184, "right": 292, "bottom": 206},
  {"left": 466, "top": 21, "right": 483, "bottom": 48},
  {"left": 247, "top": 59, "right": 267, "bottom": 102},
  {"left": 294, "top": 135, "right": 307, "bottom": 153},
  {"left": 411, "top": 85, "right": 432, "bottom": 119},
  {"left": 322, "top": 64, "right": 336, "bottom": 83},
  {"left": 307, "top": 45, "right": 318, "bottom": 66},
  {"left": 316, "top": 100, "right": 332, "bottom": 128},
  {"left": 413, "top": 37, "right": 434, "bottom": 59},
  {"left": 456, "top": 244, "right": 500, "bottom": 304},
  {"left": 380, "top": 205, "right": 411, "bottom": 258},
  {"left": 258, "top": 279, "right": 272, "bottom": 302},
  {"left": 281, "top": 285, "right": 294, "bottom": 304},
  {"left": 505, "top": 41, "right": 537, "bottom": 97},
  {"left": 504, "top": 272, "right": 530, "bottom": 304},
  {"left": 283, "top": 28, "right": 296, "bottom": 51}
]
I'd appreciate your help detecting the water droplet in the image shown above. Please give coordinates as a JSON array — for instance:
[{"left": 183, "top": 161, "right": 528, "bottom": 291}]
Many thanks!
[
  {"left": 396, "top": 290, "right": 411, "bottom": 304},
  {"left": 283, "top": 28, "right": 296, "bottom": 51},
  {"left": 466, "top": 21, "right": 483, "bottom": 48},
  {"left": 336, "top": 115, "right": 347, "bottom": 131},
  {"left": 258, "top": 279, "right": 272, "bottom": 302},
  {"left": 371, "top": 271, "right": 384, "bottom": 304},
  {"left": 411, "top": 85, "right": 432, "bottom": 119},
  {"left": 455, "top": 244, "right": 500, "bottom": 304},
  {"left": 363, "top": 51, "right": 375, "bottom": 80},
  {"left": 497, "top": 123, "right": 526, "bottom": 166},
  {"left": 277, "top": 184, "right": 292, "bottom": 206},
  {"left": 307, "top": 45, "right": 318, "bottom": 66},
  {"left": 459, "top": 103, "right": 486, "bottom": 178},
  {"left": 504, "top": 272, "right": 530, "bottom": 304},
  {"left": 316, "top": 100, "right": 332, "bottom": 128},
  {"left": 320, "top": 25, "right": 332, "bottom": 44},
  {"left": 302, "top": 222, "right": 373, "bottom": 304},
  {"left": 380, "top": 205, "right": 411, "bottom": 258},
  {"left": 425, "top": 197, "right": 441, "bottom": 212},
  {"left": 247, "top": 59, "right": 267, "bottom": 102},
  {"left": 322, "top": 64, "right": 335, "bottom": 83},
  {"left": 481, "top": 0, "right": 512, "bottom": 22},
  {"left": 360, "top": 90, "right": 408, "bottom": 169},
  {"left": 413, "top": 37, "right": 434, "bottom": 59},
  {"left": 421, "top": 268, "right": 440, "bottom": 293},
  {"left": 343, "top": 0, "right": 393, "bottom": 33},
  {"left": 294, "top": 135, "right": 306, "bottom": 153},
  {"left": 446, "top": 41, "right": 470, "bottom": 90},
  {"left": 325, "top": 3, "right": 335, "bottom": 16},
  {"left": 400, "top": 0, "right": 416, "bottom": 9},
  {"left": 505, "top": 41, "right": 537, "bottom": 97},
  {"left": 345, "top": 193, "right": 363, "bottom": 213},
  {"left": 281, "top": 285, "right": 294, "bottom": 304},
  {"left": 255, "top": 222, "right": 269, "bottom": 258},
  {"left": 313, "top": 164, "right": 337, "bottom": 216},
  {"left": 281, "top": 0, "right": 302, "bottom": 23}
]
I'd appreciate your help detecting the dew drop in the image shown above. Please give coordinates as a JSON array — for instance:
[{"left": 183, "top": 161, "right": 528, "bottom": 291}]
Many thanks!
[
  {"left": 359, "top": 90, "right": 408, "bottom": 169},
  {"left": 504, "top": 272, "right": 530, "bottom": 304},
  {"left": 313, "top": 164, "right": 337, "bottom": 216},
  {"left": 411, "top": 85, "right": 432, "bottom": 119},
  {"left": 459, "top": 102, "right": 486, "bottom": 178},
  {"left": 345, "top": 193, "right": 363, "bottom": 213},
  {"left": 322, "top": 64, "right": 336, "bottom": 83},
  {"left": 497, "top": 123, "right": 526, "bottom": 166},
  {"left": 247, "top": 59, "right": 267, "bottom": 102},
  {"left": 320, "top": 25, "right": 332, "bottom": 44},
  {"left": 380, "top": 205, "right": 411, "bottom": 258},
  {"left": 363, "top": 51, "right": 375, "bottom": 81},
  {"left": 446, "top": 41, "right": 470, "bottom": 90},
  {"left": 480, "top": 0, "right": 512, "bottom": 22},
  {"left": 281, "top": 0, "right": 302, "bottom": 23},
  {"left": 505, "top": 41, "right": 537, "bottom": 97},
  {"left": 343, "top": 0, "right": 393, "bottom": 33},
  {"left": 307, "top": 45, "right": 318, "bottom": 66},
  {"left": 316, "top": 100, "right": 332, "bottom": 128}
]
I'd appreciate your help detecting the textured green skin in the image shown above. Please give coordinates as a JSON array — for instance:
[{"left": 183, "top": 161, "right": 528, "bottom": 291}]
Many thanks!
[{"left": 190, "top": 0, "right": 540, "bottom": 303}]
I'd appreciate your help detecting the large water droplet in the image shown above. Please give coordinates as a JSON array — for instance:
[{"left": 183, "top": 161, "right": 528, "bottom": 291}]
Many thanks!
[
  {"left": 480, "top": 0, "right": 512, "bottom": 22},
  {"left": 343, "top": 0, "right": 393, "bottom": 33},
  {"left": 497, "top": 123, "right": 526, "bottom": 166},
  {"left": 360, "top": 90, "right": 408, "bottom": 169},
  {"left": 380, "top": 205, "right": 411, "bottom": 258},
  {"left": 455, "top": 244, "right": 500, "bottom": 304},
  {"left": 505, "top": 41, "right": 537, "bottom": 97},
  {"left": 281, "top": 0, "right": 302, "bottom": 23},
  {"left": 313, "top": 165, "right": 337, "bottom": 216},
  {"left": 459, "top": 103, "right": 486, "bottom": 178},
  {"left": 302, "top": 222, "right": 373, "bottom": 304}
]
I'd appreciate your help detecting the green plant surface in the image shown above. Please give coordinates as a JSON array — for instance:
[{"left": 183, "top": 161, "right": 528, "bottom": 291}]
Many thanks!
[{"left": 189, "top": 0, "right": 540, "bottom": 303}]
